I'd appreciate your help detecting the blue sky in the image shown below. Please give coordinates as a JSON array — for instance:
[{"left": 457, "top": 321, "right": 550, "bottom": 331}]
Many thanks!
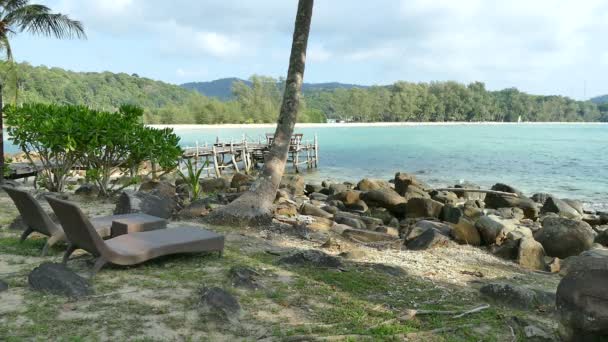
[{"left": 10, "top": 0, "right": 608, "bottom": 99}]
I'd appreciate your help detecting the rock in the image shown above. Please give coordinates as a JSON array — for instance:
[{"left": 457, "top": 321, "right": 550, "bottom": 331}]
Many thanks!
[
  {"left": 28, "top": 262, "right": 92, "bottom": 298},
  {"left": 406, "top": 228, "right": 451, "bottom": 250},
  {"left": 430, "top": 190, "right": 458, "bottom": 205},
  {"left": 491, "top": 183, "right": 525, "bottom": 197},
  {"left": 198, "top": 287, "right": 242, "bottom": 322},
  {"left": 484, "top": 193, "right": 539, "bottom": 220},
  {"left": 328, "top": 183, "right": 349, "bottom": 195},
  {"left": 199, "top": 177, "right": 230, "bottom": 193},
  {"left": 0, "top": 279, "right": 7, "bottom": 292},
  {"left": 309, "top": 192, "right": 329, "bottom": 201},
  {"left": 300, "top": 203, "right": 333, "bottom": 219},
  {"left": 497, "top": 223, "right": 533, "bottom": 244},
  {"left": 490, "top": 239, "right": 520, "bottom": 260},
  {"left": 541, "top": 197, "right": 582, "bottom": 220},
  {"left": 138, "top": 180, "right": 176, "bottom": 199},
  {"left": 114, "top": 189, "right": 176, "bottom": 219},
  {"left": 559, "top": 249, "right": 608, "bottom": 276},
  {"left": 452, "top": 217, "right": 481, "bottom": 246},
  {"left": 360, "top": 189, "right": 406, "bottom": 212},
  {"left": 518, "top": 237, "right": 546, "bottom": 270},
  {"left": 177, "top": 199, "right": 213, "bottom": 219},
  {"left": 229, "top": 266, "right": 261, "bottom": 290},
  {"left": 452, "top": 182, "right": 486, "bottom": 201},
  {"left": 280, "top": 175, "right": 305, "bottom": 196},
  {"left": 463, "top": 200, "right": 484, "bottom": 219},
  {"left": 342, "top": 228, "right": 398, "bottom": 243},
  {"left": 475, "top": 215, "right": 506, "bottom": 245},
  {"left": 74, "top": 183, "right": 100, "bottom": 197},
  {"left": 496, "top": 207, "right": 524, "bottom": 220},
  {"left": 479, "top": 283, "right": 553, "bottom": 310},
  {"left": 279, "top": 250, "right": 342, "bottom": 268},
  {"left": 375, "top": 226, "right": 400, "bottom": 237},
  {"left": 339, "top": 249, "right": 367, "bottom": 260},
  {"left": 563, "top": 199, "right": 584, "bottom": 215},
  {"left": 305, "top": 183, "right": 323, "bottom": 195},
  {"left": 535, "top": 217, "right": 596, "bottom": 258},
  {"left": 346, "top": 200, "right": 369, "bottom": 213},
  {"left": 230, "top": 172, "right": 254, "bottom": 189},
  {"left": 330, "top": 190, "right": 361, "bottom": 206},
  {"left": 531, "top": 193, "right": 552, "bottom": 205},
  {"left": 321, "top": 205, "right": 339, "bottom": 215},
  {"left": 274, "top": 201, "right": 299, "bottom": 217},
  {"left": 523, "top": 325, "right": 554, "bottom": 340},
  {"left": 596, "top": 230, "right": 608, "bottom": 247},
  {"left": 403, "top": 198, "right": 444, "bottom": 219},
  {"left": 407, "top": 220, "right": 452, "bottom": 240},
  {"left": 547, "top": 257, "right": 561, "bottom": 273},
  {"left": 356, "top": 178, "right": 392, "bottom": 191},
  {"left": 556, "top": 269, "right": 608, "bottom": 340},
  {"left": 305, "top": 217, "right": 335, "bottom": 231},
  {"left": 440, "top": 204, "right": 462, "bottom": 224},
  {"left": 583, "top": 214, "right": 602, "bottom": 227},
  {"left": 369, "top": 208, "right": 396, "bottom": 225},
  {"left": 334, "top": 215, "right": 366, "bottom": 230}
]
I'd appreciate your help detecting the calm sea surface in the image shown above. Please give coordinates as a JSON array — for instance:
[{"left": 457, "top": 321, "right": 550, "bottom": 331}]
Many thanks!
[{"left": 4, "top": 124, "right": 608, "bottom": 210}]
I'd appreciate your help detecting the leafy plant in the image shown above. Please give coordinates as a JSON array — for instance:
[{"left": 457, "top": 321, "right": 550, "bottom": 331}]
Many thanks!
[
  {"left": 2, "top": 156, "right": 12, "bottom": 178},
  {"left": 177, "top": 158, "right": 206, "bottom": 201}
]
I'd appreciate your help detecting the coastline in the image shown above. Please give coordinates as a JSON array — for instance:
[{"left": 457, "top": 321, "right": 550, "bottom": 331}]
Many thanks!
[{"left": 148, "top": 121, "right": 608, "bottom": 129}]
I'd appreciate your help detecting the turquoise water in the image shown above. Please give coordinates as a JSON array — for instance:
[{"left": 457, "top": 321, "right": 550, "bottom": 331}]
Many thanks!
[{"left": 4, "top": 124, "right": 608, "bottom": 209}]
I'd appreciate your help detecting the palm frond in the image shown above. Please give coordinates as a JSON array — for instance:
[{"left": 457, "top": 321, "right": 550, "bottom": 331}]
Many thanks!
[
  {"left": 5, "top": 4, "right": 86, "bottom": 39},
  {"left": 0, "top": 0, "right": 30, "bottom": 13},
  {"left": 0, "top": 33, "right": 13, "bottom": 60}
]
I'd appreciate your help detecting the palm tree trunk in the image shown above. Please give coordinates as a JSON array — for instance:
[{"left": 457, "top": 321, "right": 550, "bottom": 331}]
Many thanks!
[
  {"left": 0, "top": 84, "right": 4, "bottom": 184},
  {"left": 207, "top": 0, "right": 314, "bottom": 226}
]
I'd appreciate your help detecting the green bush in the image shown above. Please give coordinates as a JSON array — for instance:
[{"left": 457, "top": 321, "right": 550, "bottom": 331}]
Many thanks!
[{"left": 5, "top": 103, "right": 183, "bottom": 195}]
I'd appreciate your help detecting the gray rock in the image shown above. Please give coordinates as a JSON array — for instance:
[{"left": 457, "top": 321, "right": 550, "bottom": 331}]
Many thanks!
[
  {"left": 305, "top": 183, "right": 323, "bottom": 195},
  {"left": 491, "top": 183, "right": 525, "bottom": 197},
  {"left": 452, "top": 182, "right": 486, "bottom": 201},
  {"left": 484, "top": 193, "right": 539, "bottom": 220},
  {"left": 559, "top": 249, "right": 608, "bottom": 276},
  {"left": 496, "top": 207, "right": 525, "bottom": 220},
  {"left": 199, "top": 177, "right": 230, "bottom": 193},
  {"left": 309, "top": 192, "right": 329, "bottom": 201},
  {"left": 406, "top": 228, "right": 451, "bottom": 250},
  {"left": 329, "top": 190, "right": 361, "bottom": 206},
  {"left": 280, "top": 175, "right": 305, "bottom": 196},
  {"left": 346, "top": 200, "right": 369, "bottom": 213},
  {"left": 409, "top": 220, "right": 453, "bottom": 238},
  {"left": 490, "top": 239, "right": 520, "bottom": 260},
  {"left": 328, "top": 183, "right": 349, "bottom": 195},
  {"left": 342, "top": 228, "right": 398, "bottom": 243},
  {"left": 583, "top": 214, "right": 602, "bottom": 227},
  {"left": 541, "top": 197, "right": 582, "bottom": 220},
  {"left": 321, "top": 205, "right": 339, "bottom": 215},
  {"left": 562, "top": 199, "right": 584, "bottom": 215},
  {"left": 198, "top": 287, "right": 242, "bottom": 322},
  {"left": 463, "top": 200, "right": 484, "bottom": 219},
  {"left": 403, "top": 198, "right": 444, "bottom": 219},
  {"left": 300, "top": 203, "right": 333, "bottom": 219},
  {"left": 74, "top": 183, "right": 100, "bottom": 197},
  {"left": 279, "top": 250, "right": 342, "bottom": 268},
  {"left": 531, "top": 193, "right": 552, "bottom": 205},
  {"left": 430, "top": 190, "right": 458, "bottom": 205},
  {"left": 28, "top": 262, "right": 92, "bottom": 298},
  {"left": 334, "top": 215, "right": 366, "bottom": 230},
  {"left": 518, "top": 237, "right": 546, "bottom": 270},
  {"left": 475, "top": 215, "right": 506, "bottom": 245},
  {"left": 114, "top": 190, "right": 176, "bottom": 219},
  {"left": 440, "top": 204, "right": 462, "bottom": 224},
  {"left": 0, "top": 279, "right": 7, "bottom": 292},
  {"left": 556, "top": 269, "right": 608, "bottom": 340},
  {"left": 360, "top": 189, "right": 406, "bottom": 212},
  {"left": 479, "top": 283, "right": 554, "bottom": 310},
  {"left": 596, "top": 230, "right": 608, "bottom": 247},
  {"left": 229, "top": 266, "right": 261, "bottom": 290},
  {"left": 535, "top": 217, "right": 596, "bottom": 258},
  {"left": 356, "top": 178, "right": 393, "bottom": 191}
]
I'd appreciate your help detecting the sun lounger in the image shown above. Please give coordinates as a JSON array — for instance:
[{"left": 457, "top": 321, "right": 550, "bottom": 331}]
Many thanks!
[
  {"left": 2, "top": 186, "right": 167, "bottom": 255},
  {"left": 46, "top": 196, "right": 225, "bottom": 276}
]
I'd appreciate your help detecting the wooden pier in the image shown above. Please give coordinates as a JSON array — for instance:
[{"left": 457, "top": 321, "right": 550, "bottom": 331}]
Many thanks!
[{"left": 181, "top": 133, "right": 319, "bottom": 177}]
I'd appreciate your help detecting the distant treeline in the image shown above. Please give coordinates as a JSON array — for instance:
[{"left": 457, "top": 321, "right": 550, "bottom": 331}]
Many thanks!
[{"left": 2, "top": 62, "right": 607, "bottom": 123}]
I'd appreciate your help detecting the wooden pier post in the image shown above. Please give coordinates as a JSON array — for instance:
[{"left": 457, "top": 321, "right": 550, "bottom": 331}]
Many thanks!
[
  {"left": 195, "top": 141, "right": 199, "bottom": 169},
  {"left": 314, "top": 134, "right": 319, "bottom": 167},
  {"left": 212, "top": 145, "right": 221, "bottom": 177}
]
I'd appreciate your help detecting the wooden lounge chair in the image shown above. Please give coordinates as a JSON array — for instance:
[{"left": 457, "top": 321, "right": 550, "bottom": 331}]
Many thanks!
[
  {"left": 1, "top": 186, "right": 166, "bottom": 256},
  {"left": 46, "top": 196, "right": 225, "bottom": 276}
]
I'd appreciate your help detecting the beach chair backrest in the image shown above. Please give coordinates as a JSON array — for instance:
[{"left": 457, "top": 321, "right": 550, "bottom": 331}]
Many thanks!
[{"left": 2, "top": 186, "right": 59, "bottom": 236}]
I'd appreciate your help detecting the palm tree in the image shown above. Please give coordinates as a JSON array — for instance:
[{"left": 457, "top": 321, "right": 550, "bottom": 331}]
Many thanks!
[
  {"left": 207, "top": 0, "right": 314, "bottom": 226},
  {"left": 0, "top": 0, "right": 85, "bottom": 183}
]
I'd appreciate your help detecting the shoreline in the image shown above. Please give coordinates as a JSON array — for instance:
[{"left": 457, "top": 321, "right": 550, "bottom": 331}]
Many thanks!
[{"left": 148, "top": 121, "right": 608, "bottom": 129}]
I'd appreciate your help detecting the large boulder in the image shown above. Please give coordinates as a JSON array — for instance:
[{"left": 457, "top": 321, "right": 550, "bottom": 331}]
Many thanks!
[
  {"left": 74, "top": 183, "right": 100, "bottom": 197},
  {"left": 114, "top": 189, "right": 177, "bottom": 219},
  {"left": 360, "top": 189, "right": 406, "bottom": 212},
  {"left": 230, "top": 172, "right": 254, "bottom": 189},
  {"left": 394, "top": 172, "right": 430, "bottom": 200},
  {"left": 138, "top": 181, "right": 176, "bottom": 199},
  {"left": 439, "top": 204, "right": 462, "bottom": 224},
  {"left": 559, "top": 249, "right": 608, "bottom": 276},
  {"left": 480, "top": 283, "right": 554, "bottom": 311},
  {"left": 198, "top": 287, "right": 242, "bottom": 322},
  {"left": 485, "top": 193, "right": 539, "bottom": 220},
  {"left": 451, "top": 217, "right": 481, "bottom": 246},
  {"left": 475, "top": 215, "right": 506, "bottom": 245},
  {"left": 403, "top": 198, "right": 444, "bottom": 219},
  {"left": 541, "top": 197, "right": 582, "bottom": 220},
  {"left": 329, "top": 190, "right": 361, "bottom": 206},
  {"left": 300, "top": 203, "right": 333, "bottom": 219},
  {"left": 535, "top": 217, "right": 596, "bottom": 258},
  {"left": 530, "top": 193, "right": 552, "bottom": 205},
  {"left": 407, "top": 220, "right": 453, "bottom": 240},
  {"left": 517, "top": 237, "right": 546, "bottom": 270},
  {"left": 28, "top": 263, "right": 92, "bottom": 298},
  {"left": 280, "top": 175, "right": 305, "bottom": 196},
  {"left": 490, "top": 239, "right": 520, "bottom": 260},
  {"left": 430, "top": 190, "right": 458, "bottom": 205},
  {"left": 356, "top": 178, "right": 392, "bottom": 191},
  {"left": 563, "top": 199, "right": 584, "bottom": 215},
  {"left": 406, "top": 228, "right": 451, "bottom": 250},
  {"left": 342, "top": 228, "right": 399, "bottom": 243},
  {"left": 556, "top": 269, "right": 608, "bottom": 340}
]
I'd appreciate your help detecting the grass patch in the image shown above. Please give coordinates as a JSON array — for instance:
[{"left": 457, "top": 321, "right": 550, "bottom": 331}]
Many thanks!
[{"left": 0, "top": 236, "right": 62, "bottom": 257}]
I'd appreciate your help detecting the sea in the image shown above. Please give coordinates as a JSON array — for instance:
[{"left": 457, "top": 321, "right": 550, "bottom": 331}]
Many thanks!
[{"left": 4, "top": 123, "right": 608, "bottom": 211}]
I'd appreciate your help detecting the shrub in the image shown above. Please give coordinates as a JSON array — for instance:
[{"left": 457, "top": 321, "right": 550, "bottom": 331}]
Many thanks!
[{"left": 5, "top": 103, "right": 183, "bottom": 195}]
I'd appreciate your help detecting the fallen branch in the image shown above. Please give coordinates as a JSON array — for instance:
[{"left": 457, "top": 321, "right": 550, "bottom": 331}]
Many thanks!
[
  {"left": 452, "top": 304, "right": 490, "bottom": 318},
  {"left": 434, "top": 188, "right": 519, "bottom": 197}
]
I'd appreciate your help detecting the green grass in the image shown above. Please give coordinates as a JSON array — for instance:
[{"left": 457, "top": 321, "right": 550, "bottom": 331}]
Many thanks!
[{"left": 0, "top": 236, "right": 63, "bottom": 257}]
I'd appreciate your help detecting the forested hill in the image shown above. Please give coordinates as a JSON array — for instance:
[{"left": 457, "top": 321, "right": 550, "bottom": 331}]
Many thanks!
[
  {"left": 2, "top": 62, "right": 607, "bottom": 123},
  {"left": 591, "top": 95, "right": 608, "bottom": 104},
  {"left": 181, "top": 78, "right": 365, "bottom": 100}
]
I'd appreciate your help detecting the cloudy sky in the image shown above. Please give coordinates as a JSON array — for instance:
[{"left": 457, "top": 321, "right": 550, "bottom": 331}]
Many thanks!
[{"left": 11, "top": 0, "right": 608, "bottom": 99}]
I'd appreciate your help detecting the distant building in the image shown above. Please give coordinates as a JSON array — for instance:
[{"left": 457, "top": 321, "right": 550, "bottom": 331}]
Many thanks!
[{"left": 326, "top": 119, "right": 337, "bottom": 124}]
